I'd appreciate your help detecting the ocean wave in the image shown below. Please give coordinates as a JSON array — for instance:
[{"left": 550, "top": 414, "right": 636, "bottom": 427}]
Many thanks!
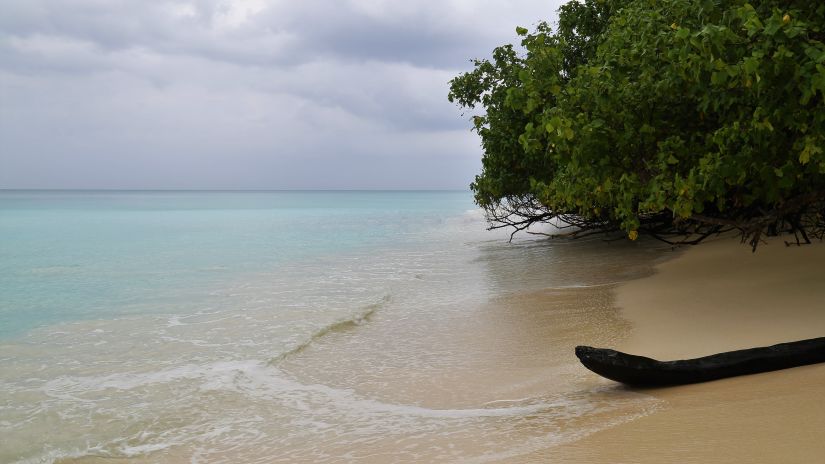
[
  {"left": 40, "top": 358, "right": 576, "bottom": 419},
  {"left": 23, "top": 372, "right": 662, "bottom": 464},
  {"left": 268, "top": 294, "right": 390, "bottom": 365},
  {"left": 22, "top": 356, "right": 664, "bottom": 464}
]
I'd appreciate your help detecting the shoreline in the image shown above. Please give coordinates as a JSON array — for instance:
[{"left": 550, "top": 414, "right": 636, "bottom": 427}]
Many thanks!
[
  {"left": 548, "top": 235, "right": 825, "bottom": 463},
  {"left": 11, "top": 232, "right": 824, "bottom": 463}
]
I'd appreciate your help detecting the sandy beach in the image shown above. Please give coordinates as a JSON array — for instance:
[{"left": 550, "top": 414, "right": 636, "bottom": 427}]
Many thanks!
[
  {"left": 11, "top": 219, "right": 824, "bottom": 463},
  {"left": 547, "top": 235, "right": 825, "bottom": 463}
]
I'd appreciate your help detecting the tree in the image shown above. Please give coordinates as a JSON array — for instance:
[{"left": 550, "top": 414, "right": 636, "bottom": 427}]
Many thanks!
[{"left": 449, "top": 0, "right": 825, "bottom": 250}]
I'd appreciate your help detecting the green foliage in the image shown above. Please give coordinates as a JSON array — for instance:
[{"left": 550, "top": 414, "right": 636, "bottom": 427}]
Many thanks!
[{"left": 449, "top": 0, "right": 825, "bottom": 247}]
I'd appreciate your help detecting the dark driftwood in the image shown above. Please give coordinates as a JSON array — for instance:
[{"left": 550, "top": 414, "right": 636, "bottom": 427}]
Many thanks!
[{"left": 575, "top": 337, "right": 825, "bottom": 386}]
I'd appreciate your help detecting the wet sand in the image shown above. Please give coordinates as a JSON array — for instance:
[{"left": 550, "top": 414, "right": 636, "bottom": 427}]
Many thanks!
[{"left": 547, "top": 235, "right": 825, "bottom": 463}]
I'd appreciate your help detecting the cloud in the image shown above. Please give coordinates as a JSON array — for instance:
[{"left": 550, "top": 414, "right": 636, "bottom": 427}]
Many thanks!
[{"left": 0, "top": 0, "right": 563, "bottom": 189}]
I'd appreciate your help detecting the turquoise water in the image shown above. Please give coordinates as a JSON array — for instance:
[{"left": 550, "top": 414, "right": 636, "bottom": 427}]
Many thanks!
[
  {"left": 0, "top": 190, "right": 667, "bottom": 464},
  {"left": 0, "top": 190, "right": 474, "bottom": 338}
]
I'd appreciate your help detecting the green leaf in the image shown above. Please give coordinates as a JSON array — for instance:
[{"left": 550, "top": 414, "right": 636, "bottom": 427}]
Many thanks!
[
  {"left": 743, "top": 57, "right": 759, "bottom": 75},
  {"left": 800, "top": 141, "right": 822, "bottom": 165}
]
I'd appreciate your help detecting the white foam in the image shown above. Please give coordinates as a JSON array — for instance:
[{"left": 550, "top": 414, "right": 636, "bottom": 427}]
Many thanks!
[
  {"left": 42, "top": 360, "right": 260, "bottom": 395},
  {"left": 41, "top": 358, "right": 611, "bottom": 421},
  {"left": 18, "top": 356, "right": 664, "bottom": 464},
  {"left": 118, "top": 442, "right": 175, "bottom": 456}
]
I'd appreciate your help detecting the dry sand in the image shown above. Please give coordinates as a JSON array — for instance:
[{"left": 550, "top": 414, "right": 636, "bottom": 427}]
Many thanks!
[{"left": 547, "top": 235, "right": 825, "bottom": 463}]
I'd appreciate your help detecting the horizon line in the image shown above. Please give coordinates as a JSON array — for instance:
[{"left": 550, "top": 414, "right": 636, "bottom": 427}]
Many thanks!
[{"left": 0, "top": 188, "right": 471, "bottom": 192}]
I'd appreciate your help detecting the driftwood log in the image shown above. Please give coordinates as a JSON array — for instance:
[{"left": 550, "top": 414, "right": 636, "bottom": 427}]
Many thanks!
[{"left": 575, "top": 337, "right": 825, "bottom": 386}]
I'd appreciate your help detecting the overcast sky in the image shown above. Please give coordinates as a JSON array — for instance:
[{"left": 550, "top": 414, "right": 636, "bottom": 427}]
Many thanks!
[{"left": 0, "top": 0, "right": 563, "bottom": 189}]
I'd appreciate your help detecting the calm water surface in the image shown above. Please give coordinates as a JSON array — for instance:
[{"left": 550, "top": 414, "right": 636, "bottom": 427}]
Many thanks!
[{"left": 0, "top": 191, "right": 669, "bottom": 463}]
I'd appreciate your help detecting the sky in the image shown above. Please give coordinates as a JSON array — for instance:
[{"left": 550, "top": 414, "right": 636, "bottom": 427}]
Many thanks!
[{"left": 0, "top": 0, "right": 563, "bottom": 189}]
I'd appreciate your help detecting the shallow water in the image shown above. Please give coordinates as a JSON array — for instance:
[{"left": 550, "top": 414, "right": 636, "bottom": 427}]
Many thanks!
[{"left": 0, "top": 191, "right": 671, "bottom": 463}]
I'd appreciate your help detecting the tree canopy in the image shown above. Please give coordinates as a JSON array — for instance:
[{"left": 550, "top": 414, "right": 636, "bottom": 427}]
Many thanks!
[{"left": 449, "top": 0, "right": 825, "bottom": 249}]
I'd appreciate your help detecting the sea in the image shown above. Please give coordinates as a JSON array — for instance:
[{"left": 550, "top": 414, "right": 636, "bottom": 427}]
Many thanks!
[{"left": 0, "top": 190, "right": 669, "bottom": 463}]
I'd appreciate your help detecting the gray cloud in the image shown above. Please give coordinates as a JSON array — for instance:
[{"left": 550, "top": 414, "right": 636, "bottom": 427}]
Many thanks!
[{"left": 0, "top": 0, "right": 563, "bottom": 189}]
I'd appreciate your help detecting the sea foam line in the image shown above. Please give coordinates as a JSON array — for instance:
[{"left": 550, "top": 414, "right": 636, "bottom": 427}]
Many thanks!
[
  {"left": 28, "top": 358, "right": 661, "bottom": 464},
  {"left": 268, "top": 295, "right": 390, "bottom": 365}
]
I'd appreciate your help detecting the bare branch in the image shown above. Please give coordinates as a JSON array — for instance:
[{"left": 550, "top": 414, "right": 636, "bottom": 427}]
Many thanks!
[{"left": 478, "top": 192, "right": 825, "bottom": 251}]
